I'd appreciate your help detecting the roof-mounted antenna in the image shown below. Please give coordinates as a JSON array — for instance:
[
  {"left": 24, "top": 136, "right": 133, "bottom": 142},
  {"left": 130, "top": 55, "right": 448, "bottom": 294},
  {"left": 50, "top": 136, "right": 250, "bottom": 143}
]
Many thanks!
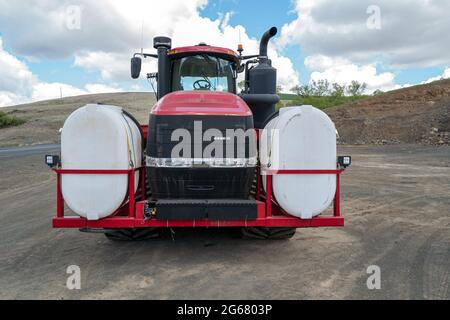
[
  {"left": 237, "top": 28, "right": 244, "bottom": 56},
  {"left": 140, "top": 19, "right": 145, "bottom": 55}
]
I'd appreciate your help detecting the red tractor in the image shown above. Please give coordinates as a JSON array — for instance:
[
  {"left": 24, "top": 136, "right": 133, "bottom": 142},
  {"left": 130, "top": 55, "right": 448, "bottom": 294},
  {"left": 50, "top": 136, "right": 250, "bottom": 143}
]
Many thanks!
[{"left": 48, "top": 27, "right": 351, "bottom": 240}]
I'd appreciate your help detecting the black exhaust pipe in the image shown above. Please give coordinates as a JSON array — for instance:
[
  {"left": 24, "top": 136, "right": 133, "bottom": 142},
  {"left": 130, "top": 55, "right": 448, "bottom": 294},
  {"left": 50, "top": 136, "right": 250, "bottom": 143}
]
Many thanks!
[
  {"left": 259, "top": 27, "right": 277, "bottom": 60},
  {"left": 240, "top": 27, "right": 279, "bottom": 128},
  {"left": 153, "top": 36, "right": 172, "bottom": 100}
]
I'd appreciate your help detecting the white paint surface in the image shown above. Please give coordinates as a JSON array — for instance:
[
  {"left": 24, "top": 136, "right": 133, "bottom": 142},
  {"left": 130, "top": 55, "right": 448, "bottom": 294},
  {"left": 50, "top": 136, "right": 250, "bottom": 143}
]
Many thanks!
[
  {"left": 61, "top": 104, "right": 142, "bottom": 220},
  {"left": 261, "top": 106, "right": 337, "bottom": 219}
]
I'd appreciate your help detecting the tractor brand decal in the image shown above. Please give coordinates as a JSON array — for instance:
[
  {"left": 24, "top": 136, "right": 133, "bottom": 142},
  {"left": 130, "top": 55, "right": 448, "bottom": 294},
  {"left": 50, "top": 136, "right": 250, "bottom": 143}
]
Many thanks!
[{"left": 170, "top": 121, "right": 257, "bottom": 161}]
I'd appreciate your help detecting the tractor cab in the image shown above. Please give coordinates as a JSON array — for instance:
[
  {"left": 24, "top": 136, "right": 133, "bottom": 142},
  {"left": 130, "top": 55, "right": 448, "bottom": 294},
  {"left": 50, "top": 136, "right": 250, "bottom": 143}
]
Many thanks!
[
  {"left": 168, "top": 46, "right": 239, "bottom": 94},
  {"left": 131, "top": 28, "right": 280, "bottom": 128}
]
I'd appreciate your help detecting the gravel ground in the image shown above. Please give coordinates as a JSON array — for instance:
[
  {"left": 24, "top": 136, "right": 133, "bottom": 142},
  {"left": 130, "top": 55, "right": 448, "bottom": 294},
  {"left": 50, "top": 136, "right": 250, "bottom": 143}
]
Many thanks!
[{"left": 0, "top": 144, "right": 449, "bottom": 300}]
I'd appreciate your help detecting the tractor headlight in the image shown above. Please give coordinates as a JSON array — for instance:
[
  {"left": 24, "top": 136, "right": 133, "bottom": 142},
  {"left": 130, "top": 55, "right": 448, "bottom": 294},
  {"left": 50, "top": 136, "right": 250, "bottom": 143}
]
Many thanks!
[
  {"left": 146, "top": 157, "right": 257, "bottom": 168},
  {"left": 338, "top": 156, "right": 352, "bottom": 169},
  {"left": 45, "top": 155, "right": 60, "bottom": 168}
]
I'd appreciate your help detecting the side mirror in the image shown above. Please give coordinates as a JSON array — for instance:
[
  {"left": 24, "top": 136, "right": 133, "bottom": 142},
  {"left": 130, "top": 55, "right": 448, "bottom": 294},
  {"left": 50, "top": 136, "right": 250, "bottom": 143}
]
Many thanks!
[{"left": 131, "top": 56, "right": 142, "bottom": 79}]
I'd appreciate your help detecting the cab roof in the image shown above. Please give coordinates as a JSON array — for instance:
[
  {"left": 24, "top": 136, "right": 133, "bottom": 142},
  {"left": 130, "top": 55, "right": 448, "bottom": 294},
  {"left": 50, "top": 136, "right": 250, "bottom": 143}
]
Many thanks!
[{"left": 168, "top": 45, "right": 239, "bottom": 63}]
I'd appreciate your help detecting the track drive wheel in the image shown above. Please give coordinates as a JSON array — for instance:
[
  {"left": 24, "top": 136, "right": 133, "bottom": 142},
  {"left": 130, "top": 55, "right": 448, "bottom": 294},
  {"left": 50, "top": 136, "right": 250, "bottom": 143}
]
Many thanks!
[
  {"left": 241, "top": 227, "right": 296, "bottom": 240},
  {"left": 105, "top": 228, "right": 160, "bottom": 241}
]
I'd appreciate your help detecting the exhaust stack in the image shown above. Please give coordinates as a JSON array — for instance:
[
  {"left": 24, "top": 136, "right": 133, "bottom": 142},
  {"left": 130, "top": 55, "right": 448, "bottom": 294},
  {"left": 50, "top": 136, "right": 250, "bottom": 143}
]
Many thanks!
[
  {"left": 259, "top": 27, "right": 278, "bottom": 62},
  {"left": 240, "top": 27, "right": 280, "bottom": 128},
  {"left": 153, "top": 36, "right": 172, "bottom": 100}
]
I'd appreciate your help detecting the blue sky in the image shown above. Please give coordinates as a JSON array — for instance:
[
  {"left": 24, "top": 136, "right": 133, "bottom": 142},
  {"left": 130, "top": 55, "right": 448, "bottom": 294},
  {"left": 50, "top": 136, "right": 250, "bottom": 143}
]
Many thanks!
[
  {"left": 204, "top": 0, "right": 449, "bottom": 87},
  {"left": 27, "top": 0, "right": 307, "bottom": 89},
  {"left": 200, "top": 0, "right": 311, "bottom": 83},
  {"left": 1, "top": 0, "right": 449, "bottom": 107}
]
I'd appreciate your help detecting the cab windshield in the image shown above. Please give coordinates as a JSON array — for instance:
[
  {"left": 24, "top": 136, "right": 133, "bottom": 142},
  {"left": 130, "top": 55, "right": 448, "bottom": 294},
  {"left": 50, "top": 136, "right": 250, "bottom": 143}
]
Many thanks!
[{"left": 171, "top": 54, "right": 236, "bottom": 93}]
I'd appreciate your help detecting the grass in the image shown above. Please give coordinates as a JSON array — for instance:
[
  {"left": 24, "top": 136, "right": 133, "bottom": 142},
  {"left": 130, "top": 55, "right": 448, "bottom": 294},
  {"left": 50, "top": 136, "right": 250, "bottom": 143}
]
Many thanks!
[
  {"left": 279, "top": 93, "right": 298, "bottom": 100},
  {"left": 281, "top": 95, "right": 369, "bottom": 110},
  {"left": 0, "top": 111, "right": 26, "bottom": 129}
]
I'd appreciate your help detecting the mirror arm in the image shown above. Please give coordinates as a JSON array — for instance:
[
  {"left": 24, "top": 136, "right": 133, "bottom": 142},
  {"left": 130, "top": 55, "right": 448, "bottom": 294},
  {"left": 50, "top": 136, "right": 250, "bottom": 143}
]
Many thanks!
[
  {"left": 133, "top": 52, "right": 158, "bottom": 59},
  {"left": 239, "top": 54, "right": 261, "bottom": 61}
]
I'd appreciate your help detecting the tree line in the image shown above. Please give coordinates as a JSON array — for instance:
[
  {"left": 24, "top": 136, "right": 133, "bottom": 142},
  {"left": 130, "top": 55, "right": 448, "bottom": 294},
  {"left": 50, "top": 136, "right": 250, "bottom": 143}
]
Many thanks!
[
  {"left": 290, "top": 80, "right": 370, "bottom": 97},
  {"left": 239, "top": 79, "right": 384, "bottom": 98}
]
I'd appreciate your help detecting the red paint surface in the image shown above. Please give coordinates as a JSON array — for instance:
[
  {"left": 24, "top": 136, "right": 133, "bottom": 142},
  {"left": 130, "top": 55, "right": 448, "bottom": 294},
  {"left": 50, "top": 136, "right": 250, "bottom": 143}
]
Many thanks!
[
  {"left": 53, "top": 216, "right": 344, "bottom": 229},
  {"left": 151, "top": 91, "right": 252, "bottom": 116},
  {"left": 52, "top": 166, "right": 345, "bottom": 229},
  {"left": 169, "top": 46, "right": 239, "bottom": 62},
  {"left": 52, "top": 125, "right": 346, "bottom": 229}
]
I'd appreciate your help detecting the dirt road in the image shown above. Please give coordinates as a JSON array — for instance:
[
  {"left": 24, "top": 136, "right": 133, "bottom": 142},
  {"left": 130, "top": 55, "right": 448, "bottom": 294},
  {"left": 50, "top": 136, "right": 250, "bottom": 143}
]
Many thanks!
[{"left": 0, "top": 145, "right": 449, "bottom": 299}]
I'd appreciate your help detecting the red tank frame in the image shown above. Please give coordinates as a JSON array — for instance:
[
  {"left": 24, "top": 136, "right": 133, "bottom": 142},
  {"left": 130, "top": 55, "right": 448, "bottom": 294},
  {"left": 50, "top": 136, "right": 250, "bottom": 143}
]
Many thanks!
[{"left": 52, "top": 126, "right": 345, "bottom": 229}]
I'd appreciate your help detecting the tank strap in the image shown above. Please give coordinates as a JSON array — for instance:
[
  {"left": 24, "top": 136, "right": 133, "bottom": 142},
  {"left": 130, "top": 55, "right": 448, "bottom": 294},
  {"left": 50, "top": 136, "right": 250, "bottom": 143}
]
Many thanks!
[
  {"left": 126, "top": 135, "right": 134, "bottom": 168},
  {"left": 122, "top": 113, "right": 135, "bottom": 168},
  {"left": 125, "top": 130, "right": 135, "bottom": 168}
]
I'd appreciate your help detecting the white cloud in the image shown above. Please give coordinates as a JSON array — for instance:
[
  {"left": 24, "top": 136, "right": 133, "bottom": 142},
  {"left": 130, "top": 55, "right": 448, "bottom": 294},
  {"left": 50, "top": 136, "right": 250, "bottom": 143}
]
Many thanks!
[
  {"left": 280, "top": 1, "right": 450, "bottom": 91},
  {"left": 70, "top": 8, "right": 299, "bottom": 89},
  {"left": 443, "top": 68, "right": 450, "bottom": 79},
  {"left": 30, "top": 82, "right": 125, "bottom": 103},
  {"left": 31, "top": 82, "right": 87, "bottom": 102},
  {"left": 74, "top": 51, "right": 158, "bottom": 83},
  {"left": 422, "top": 67, "right": 450, "bottom": 84},
  {"left": 304, "top": 55, "right": 347, "bottom": 72},
  {"left": 30, "top": 82, "right": 123, "bottom": 102},
  {"left": 0, "top": 38, "right": 36, "bottom": 96},
  {"left": 0, "top": 37, "right": 37, "bottom": 106},
  {"left": 0, "top": 91, "right": 28, "bottom": 107},
  {"left": 219, "top": 11, "right": 235, "bottom": 30},
  {"left": 442, "top": 68, "right": 450, "bottom": 79},
  {"left": 0, "top": 1, "right": 299, "bottom": 92},
  {"left": 0, "top": 36, "right": 123, "bottom": 107},
  {"left": 0, "top": 0, "right": 207, "bottom": 59},
  {"left": 281, "top": 0, "right": 450, "bottom": 68},
  {"left": 169, "top": 20, "right": 299, "bottom": 90},
  {"left": 84, "top": 83, "right": 124, "bottom": 94},
  {"left": 74, "top": 52, "right": 130, "bottom": 81},
  {"left": 273, "top": 56, "right": 300, "bottom": 91},
  {"left": 305, "top": 54, "right": 398, "bottom": 92}
]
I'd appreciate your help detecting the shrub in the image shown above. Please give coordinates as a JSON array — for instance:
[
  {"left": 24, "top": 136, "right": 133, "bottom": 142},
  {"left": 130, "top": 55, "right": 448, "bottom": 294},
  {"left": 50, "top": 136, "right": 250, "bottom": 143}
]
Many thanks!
[
  {"left": 284, "top": 95, "right": 368, "bottom": 110},
  {"left": 346, "top": 81, "right": 367, "bottom": 96},
  {"left": 0, "top": 111, "right": 26, "bottom": 129}
]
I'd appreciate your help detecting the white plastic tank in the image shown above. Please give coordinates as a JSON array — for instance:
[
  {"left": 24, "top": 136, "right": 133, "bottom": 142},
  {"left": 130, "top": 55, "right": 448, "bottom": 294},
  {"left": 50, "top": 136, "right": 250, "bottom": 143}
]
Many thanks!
[
  {"left": 260, "top": 106, "right": 337, "bottom": 219},
  {"left": 61, "top": 104, "right": 142, "bottom": 220}
]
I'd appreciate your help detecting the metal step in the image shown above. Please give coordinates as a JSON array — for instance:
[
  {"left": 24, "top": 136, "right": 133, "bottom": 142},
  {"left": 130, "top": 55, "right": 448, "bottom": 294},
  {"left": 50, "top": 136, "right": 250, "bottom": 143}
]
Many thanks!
[{"left": 155, "top": 199, "right": 258, "bottom": 221}]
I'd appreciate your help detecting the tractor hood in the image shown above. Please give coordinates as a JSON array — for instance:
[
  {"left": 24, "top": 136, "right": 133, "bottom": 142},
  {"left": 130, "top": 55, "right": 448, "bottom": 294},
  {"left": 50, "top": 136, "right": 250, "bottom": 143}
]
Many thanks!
[
  {"left": 151, "top": 91, "right": 252, "bottom": 116},
  {"left": 147, "top": 90, "right": 256, "bottom": 200}
]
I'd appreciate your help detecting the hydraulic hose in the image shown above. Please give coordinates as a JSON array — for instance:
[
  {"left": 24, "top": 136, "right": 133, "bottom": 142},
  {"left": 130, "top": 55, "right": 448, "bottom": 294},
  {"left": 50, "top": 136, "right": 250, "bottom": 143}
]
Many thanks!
[{"left": 122, "top": 109, "right": 145, "bottom": 150}]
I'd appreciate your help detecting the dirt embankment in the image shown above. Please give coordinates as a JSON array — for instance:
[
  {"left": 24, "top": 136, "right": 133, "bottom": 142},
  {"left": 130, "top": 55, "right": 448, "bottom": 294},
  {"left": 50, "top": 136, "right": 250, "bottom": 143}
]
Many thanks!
[
  {"left": 0, "top": 93, "right": 155, "bottom": 148},
  {"left": 1, "top": 79, "right": 450, "bottom": 147},
  {"left": 326, "top": 79, "right": 450, "bottom": 145}
]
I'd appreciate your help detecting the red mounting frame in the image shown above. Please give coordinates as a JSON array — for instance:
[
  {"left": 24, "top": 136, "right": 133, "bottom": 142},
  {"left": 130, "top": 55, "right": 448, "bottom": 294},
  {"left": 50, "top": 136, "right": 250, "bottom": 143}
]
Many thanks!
[
  {"left": 52, "top": 167, "right": 344, "bottom": 229},
  {"left": 52, "top": 125, "right": 345, "bottom": 229}
]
